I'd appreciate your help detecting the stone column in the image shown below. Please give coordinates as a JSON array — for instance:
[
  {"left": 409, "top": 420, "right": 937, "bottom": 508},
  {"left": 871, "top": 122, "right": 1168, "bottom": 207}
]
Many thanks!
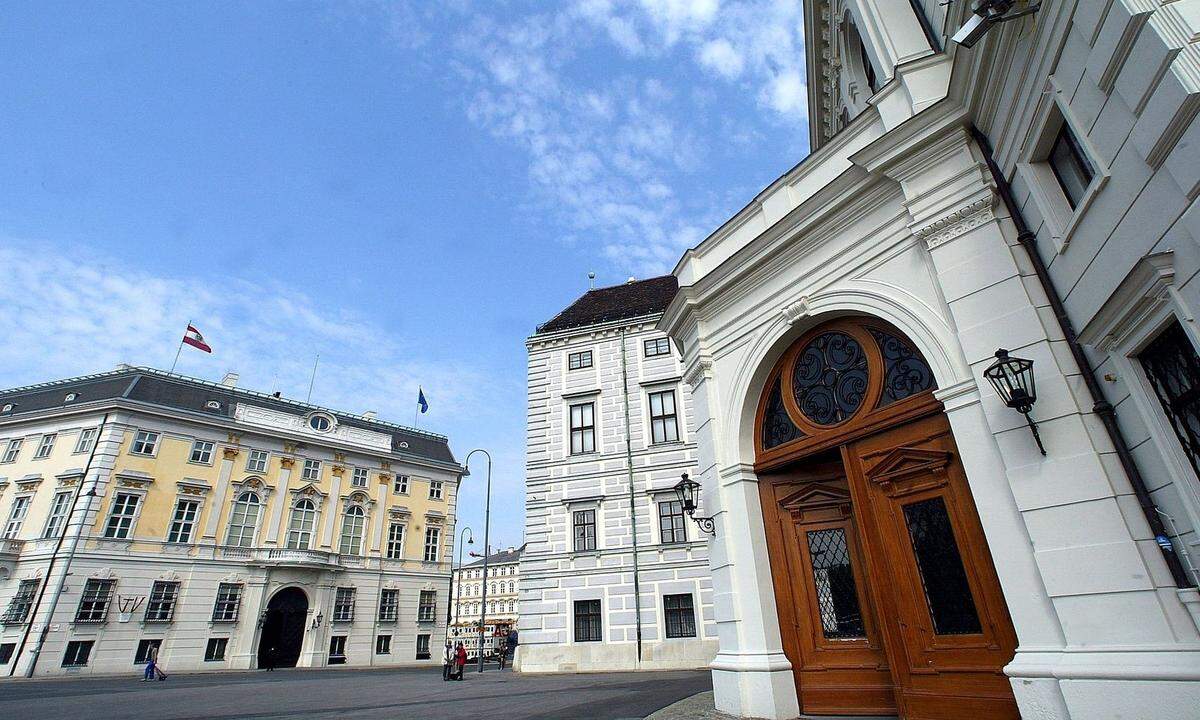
[
  {"left": 370, "top": 472, "right": 389, "bottom": 554},
  {"left": 265, "top": 458, "right": 294, "bottom": 546},
  {"left": 203, "top": 445, "right": 238, "bottom": 542},
  {"left": 320, "top": 468, "right": 343, "bottom": 549}
]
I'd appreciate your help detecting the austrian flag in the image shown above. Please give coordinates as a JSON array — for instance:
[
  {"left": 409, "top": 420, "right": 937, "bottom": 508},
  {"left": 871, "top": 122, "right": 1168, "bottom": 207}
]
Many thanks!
[{"left": 182, "top": 324, "right": 212, "bottom": 353}]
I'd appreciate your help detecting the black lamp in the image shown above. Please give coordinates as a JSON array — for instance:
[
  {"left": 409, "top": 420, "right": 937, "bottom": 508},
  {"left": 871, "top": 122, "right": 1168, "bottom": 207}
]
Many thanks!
[
  {"left": 673, "top": 473, "right": 715, "bottom": 536},
  {"left": 984, "top": 348, "right": 1046, "bottom": 455},
  {"left": 310, "top": 611, "right": 323, "bottom": 630}
]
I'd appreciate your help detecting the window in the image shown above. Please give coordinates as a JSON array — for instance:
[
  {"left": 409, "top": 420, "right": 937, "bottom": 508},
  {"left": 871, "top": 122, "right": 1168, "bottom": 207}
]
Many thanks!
[
  {"left": 75, "top": 579, "right": 115, "bottom": 623},
  {"left": 309, "top": 414, "right": 333, "bottom": 432},
  {"left": 74, "top": 428, "right": 98, "bottom": 454},
  {"left": 903, "top": 497, "right": 982, "bottom": 635},
  {"left": 130, "top": 430, "right": 159, "bottom": 456},
  {"left": 416, "top": 633, "right": 430, "bottom": 660},
  {"left": 658, "top": 500, "right": 687, "bottom": 544},
  {"left": 2, "top": 579, "right": 39, "bottom": 625},
  {"left": 0, "top": 643, "right": 14, "bottom": 664},
  {"left": 144, "top": 581, "right": 180, "bottom": 623},
  {"left": 204, "top": 638, "right": 228, "bottom": 661},
  {"left": 167, "top": 499, "right": 200, "bottom": 544},
  {"left": 648, "top": 390, "right": 680, "bottom": 444},
  {"left": 573, "top": 599, "right": 602, "bottom": 642},
  {"left": 429, "top": 479, "right": 443, "bottom": 500},
  {"left": 376, "top": 634, "right": 392, "bottom": 655},
  {"left": 351, "top": 467, "right": 368, "bottom": 488},
  {"left": 225, "top": 491, "right": 261, "bottom": 547},
  {"left": 286, "top": 499, "right": 317, "bottom": 549},
  {"left": 104, "top": 492, "right": 141, "bottom": 539},
  {"left": 386, "top": 523, "right": 405, "bottom": 560},
  {"left": 339, "top": 506, "right": 366, "bottom": 555},
  {"left": 189, "top": 440, "right": 214, "bottom": 464},
  {"left": 4, "top": 496, "right": 31, "bottom": 539},
  {"left": 378, "top": 588, "right": 399, "bottom": 622},
  {"left": 40, "top": 491, "right": 71, "bottom": 540},
  {"left": 1048, "top": 123, "right": 1095, "bottom": 209},
  {"left": 569, "top": 402, "right": 596, "bottom": 454},
  {"left": 212, "top": 583, "right": 243, "bottom": 622},
  {"left": 663, "top": 594, "right": 697, "bottom": 638},
  {"left": 1140, "top": 321, "right": 1200, "bottom": 479},
  {"left": 393, "top": 475, "right": 409, "bottom": 494},
  {"left": 1, "top": 439, "right": 22, "bottom": 463},
  {"left": 134, "top": 639, "right": 162, "bottom": 664},
  {"left": 418, "top": 590, "right": 436, "bottom": 622},
  {"left": 573, "top": 509, "right": 596, "bottom": 552},
  {"left": 33, "top": 434, "right": 56, "bottom": 459},
  {"left": 423, "top": 527, "right": 441, "bottom": 563},
  {"left": 245, "top": 450, "right": 268, "bottom": 473},
  {"left": 328, "top": 635, "right": 347, "bottom": 664},
  {"left": 568, "top": 350, "right": 593, "bottom": 370},
  {"left": 333, "top": 587, "right": 356, "bottom": 622},
  {"left": 302, "top": 459, "right": 321, "bottom": 481},
  {"left": 62, "top": 640, "right": 94, "bottom": 667},
  {"left": 644, "top": 337, "right": 671, "bottom": 357}
]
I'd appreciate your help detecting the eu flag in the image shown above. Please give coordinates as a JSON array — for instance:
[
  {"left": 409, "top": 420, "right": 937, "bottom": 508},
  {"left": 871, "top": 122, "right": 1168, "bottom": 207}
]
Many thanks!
[{"left": 417, "top": 388, "right": 428, "bottom": 414}]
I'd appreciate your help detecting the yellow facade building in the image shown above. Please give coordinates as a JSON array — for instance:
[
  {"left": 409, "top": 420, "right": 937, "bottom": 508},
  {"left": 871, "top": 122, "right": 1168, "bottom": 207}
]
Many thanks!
[{"left": 0, "top": 366, "right": 461, "bottom": 677}]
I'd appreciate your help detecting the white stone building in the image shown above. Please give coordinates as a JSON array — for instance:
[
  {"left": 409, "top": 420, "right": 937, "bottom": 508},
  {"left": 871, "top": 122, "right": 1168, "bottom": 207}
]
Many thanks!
[
  {"left": 518, "top": 277, "right": 718, "bottom": 672},
  {"left": 653, "top": 2, "right": 1200, "bottom": 719},
  {"left": 448, "top": 544, "right": 523, "bottom": 659}
]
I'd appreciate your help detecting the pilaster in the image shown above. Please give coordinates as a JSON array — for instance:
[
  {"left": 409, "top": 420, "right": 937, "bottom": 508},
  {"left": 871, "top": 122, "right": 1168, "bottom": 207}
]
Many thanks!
[{"left": 203, "top": 444, "right": 238, "bottom": 541}]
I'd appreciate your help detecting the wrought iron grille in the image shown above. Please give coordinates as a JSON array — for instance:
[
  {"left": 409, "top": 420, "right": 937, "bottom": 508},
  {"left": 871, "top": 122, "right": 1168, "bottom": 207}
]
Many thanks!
[
  {"left": 573, "top": 599, "right": 602, "bottom": 642},
  {"left": 870, "top": 328, "right": 936, "bottom": 406},
  {"left": 902, "top": 497, "right": 982, "bottom": 635},
  {"left": 1139, "top": 321, "right": 1200, "bottom": 479},
  {"left": 805, "top": 528, "right": 866, "bottom": 639},
  {"left": 762, "top": 376, "right": 803, "bottom": 449},
  {"left": 792, "top": 332, "right": 869, "bottom": 426}
]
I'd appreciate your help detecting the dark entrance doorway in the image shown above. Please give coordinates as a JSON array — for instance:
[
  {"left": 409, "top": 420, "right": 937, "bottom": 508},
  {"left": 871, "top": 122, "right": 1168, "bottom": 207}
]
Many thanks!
[{"left": 258, "top": 587, "right": 308, "bottom": 668}]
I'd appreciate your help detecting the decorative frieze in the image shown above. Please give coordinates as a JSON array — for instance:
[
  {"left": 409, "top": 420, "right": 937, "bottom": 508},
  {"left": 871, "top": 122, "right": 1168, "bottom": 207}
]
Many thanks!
[{"left": 912, "top": 196, "right": 996, "bottom": 250}]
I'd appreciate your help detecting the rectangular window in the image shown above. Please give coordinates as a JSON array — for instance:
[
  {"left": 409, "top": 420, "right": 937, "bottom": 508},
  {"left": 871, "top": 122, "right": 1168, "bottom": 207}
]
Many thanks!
[
  {"left": 62, "top": 640, "right": 94, "bottom": 667},
  {"left": 394, "top": 475, "right": 409, "bottom": 494},
  {"left": 43, "top": 491, "right": 73, "bottom": 539},
  {"left": 34, "top": 434, "right": 56, "bottom": 459},
  {"left": 333, "top": 587, "right": 356, "bottom": 622},
  {"left": 302, "top": 459, "right": 321, "bottom": 481},
  {"left": 806, "top": 527, "right": 866, "bottom": 639},
  {"left": 130, "top": 430, "right": 159, "bottom": 456},
  {"left": 204, "top": 638, "right": 228, "bottom": 661},
  {"left": 428, "top": 479, "right": 443, "bottom": 500},
  {"left": 902, "top": 497, "right": 982, "bottom": 636},
  {"left": 416, "top": 633, "right": 430, "bottom": 660},
  {"left": 0, "top": 643, "right": 15, "bottom": 664},
  {"left": 2, "top": 579, "right": 39, "bottom": 625},
  {"left": 1140, "top": 321, "right": 1200, "bottom": 480},
  {"left": 418, "top": 590, "right": 436, "bottom": 622},
  {"left": 376, "top": 634, "right": 392, "bottom": 655},
  {"left": 75, "top": 579, "right": 115, "bottom": 623},
  {"left": 648, "top": 390, "right": 680, "bottom": 444},
  {"left": 573, "top": 509, "right": 596, "bottom": 552},
  {"left": 351, "top": 467, "right": 369, "bottom": 488},
  {"left": 212, "top": 583, "right": 243, "bottom": 622},
  {"left": 568, "top": 350, "right": 593, "bottom": 370},
  {"left": 74, "top": 428, "right": 98, "bottom": 454},
  {"left": 423, "top": 527, "right": 441, "bottom": 563},
  {"left": 1, "top": 439, "right": 22, "bottom": 463},
  {"left": 245, "top": 450, "right": 269, "bottom": 473},
  {"left": 573, "top": 599, "right": 602, "bottom": 642},
  {"left": 569, "top": 402, "right": 596, "bottom": 454},
  {"left": 1048, "top": 123, "right": 1095, "bottom": 209},
  {"left": 3, "top": 496, "right": 31, "bottom": 539},
  {"left": 166, "top": 499, "right": 200, "bottom": 544},
  {"left": 378, "top": 588, "right": 399, "bottom": 622},
  {"left": 134, "top": 639, "right": 162, "bottom": 664},
  {"left": 385, "top": 523, "right": 405, "bottom": 560},
  {"left": 104, "top": 492, "right": 141, "bottom": 539},
  {"left": 644, "top": 337, "right": 671, "bottom": 357},
  {"left": 658, "top": 500, "right": 687, "bottom": 544},
  {"left": 144, "top": 581, "right": 180, "bottom": 623},
  {"left": 663, "top": 594, "right": 697, "bottom": 638},
  {"left": 189, "top": 440, "right": 214, "bottom": 464},
  {"left": 328, "top": 635, "right": 347, "bottom": 664}
]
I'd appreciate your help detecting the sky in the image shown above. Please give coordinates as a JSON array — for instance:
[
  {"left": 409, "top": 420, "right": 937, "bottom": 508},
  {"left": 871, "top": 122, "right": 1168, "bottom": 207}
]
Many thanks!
[{"left": 0, "top": 1, "right": 809, "bottom": 550}]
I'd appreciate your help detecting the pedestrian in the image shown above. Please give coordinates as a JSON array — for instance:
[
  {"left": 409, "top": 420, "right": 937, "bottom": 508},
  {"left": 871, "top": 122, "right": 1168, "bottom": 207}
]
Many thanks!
[
  {"left": 142, "top": 643, "right": 158, "bottom": 682},
  {"left": 503, "top": 630, "right": 518, "bottom": 670},
  {"left": 263, "top": 646, "right": 277, "bottom": 672},
  {"left": 454, "top": 641, "right": 467, "bottom": 680},
  {"left": 442, "top": 640, "right": 454, "bottom": 681}
]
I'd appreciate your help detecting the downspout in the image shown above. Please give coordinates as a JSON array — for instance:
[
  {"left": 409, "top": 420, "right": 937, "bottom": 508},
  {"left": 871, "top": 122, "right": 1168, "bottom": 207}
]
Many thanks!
[
  {"left": 970, "top": 125, "right": 1194, "bottom": 589},
  {"left": 619, "top": 327, "right": 645, "bottom": 663}
]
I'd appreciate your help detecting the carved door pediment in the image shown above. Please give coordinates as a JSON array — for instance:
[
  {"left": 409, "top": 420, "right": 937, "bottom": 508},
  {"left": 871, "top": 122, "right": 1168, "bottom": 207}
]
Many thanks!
[{"left": 864, "top": 446, "right": 952, "bottom": 497}]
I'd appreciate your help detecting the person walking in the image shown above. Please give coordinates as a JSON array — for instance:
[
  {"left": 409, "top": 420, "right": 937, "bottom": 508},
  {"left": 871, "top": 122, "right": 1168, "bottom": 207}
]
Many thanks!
[
  {"left": 142, "top": 643, "right": 158, "bottom": 682},
  {"left": 442, "top": 640, "right": 454, "bottom": 681},
  {"left": 263, "top": 646, "right": 277, "bottom": 672},
  {"left": 502, "top": 629, "right": 518, "bottom": 670},
  {"left": 454, "top": 641, "right": 467, "bottom": 681}
]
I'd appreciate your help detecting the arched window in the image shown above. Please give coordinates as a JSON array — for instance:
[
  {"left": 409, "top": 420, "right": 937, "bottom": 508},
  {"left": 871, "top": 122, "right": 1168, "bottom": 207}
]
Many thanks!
[
  {"left": 286, "top": 499, "right": 317, "bottom": 549},
  {"left": 225, "top": 491, "right": 261, "bottom": 547},
  {"left": 339, "top": 505, "right": 366, "bottom": 555}
]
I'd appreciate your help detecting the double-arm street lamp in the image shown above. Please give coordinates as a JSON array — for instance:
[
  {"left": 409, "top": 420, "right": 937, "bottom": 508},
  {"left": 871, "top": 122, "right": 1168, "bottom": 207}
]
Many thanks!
[
  {"left": 451, "top": 526, "right": 474, "bottom": 629},
  {"left": 462, "top": 448, "right": 493, "bottom": 673}
]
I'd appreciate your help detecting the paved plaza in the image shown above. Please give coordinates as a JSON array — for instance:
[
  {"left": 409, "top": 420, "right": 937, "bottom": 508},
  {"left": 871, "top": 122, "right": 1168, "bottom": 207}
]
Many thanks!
[{"left": 0, "top": 667, "right": 711, "bottom": 720}]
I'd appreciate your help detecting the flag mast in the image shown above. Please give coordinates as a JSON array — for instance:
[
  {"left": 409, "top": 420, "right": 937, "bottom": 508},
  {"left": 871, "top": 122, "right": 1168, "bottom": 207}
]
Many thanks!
[
  {"left": 305, "top": 354, "right": 320, "bottom": 404},
  {"left": 169, "top": 320, "right": 191, "bottom": 374}
]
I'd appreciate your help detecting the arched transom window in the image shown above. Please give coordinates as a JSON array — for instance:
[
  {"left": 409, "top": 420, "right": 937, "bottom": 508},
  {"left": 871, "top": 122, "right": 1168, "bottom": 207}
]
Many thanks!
[
  {"left": 339, "top": 505, "right": 366, "bottom": 556},
  {"left": 286, "top": 499, "right": 318, "bottom": 550},
  {"left": 225, "top": 490, "right": 261, "bottom": 548}
]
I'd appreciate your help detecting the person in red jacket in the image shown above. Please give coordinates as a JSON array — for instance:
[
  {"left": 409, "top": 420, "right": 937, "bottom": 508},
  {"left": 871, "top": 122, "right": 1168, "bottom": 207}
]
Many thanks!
[{"left": 454, "top": 642, "right": 467, "bottom": 681}]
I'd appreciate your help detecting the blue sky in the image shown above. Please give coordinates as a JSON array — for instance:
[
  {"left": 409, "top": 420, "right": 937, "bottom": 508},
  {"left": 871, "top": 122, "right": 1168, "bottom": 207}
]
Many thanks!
[{"left": 0, "top": 1, "right": 808, "bottom": 549}]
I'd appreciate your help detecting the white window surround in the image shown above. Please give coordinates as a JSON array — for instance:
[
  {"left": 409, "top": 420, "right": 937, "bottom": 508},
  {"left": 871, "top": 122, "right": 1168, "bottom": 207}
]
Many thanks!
[
  {"left": 129, "top": 430, "right": 160, "bottom": 457},
  {"left": 245, "top": 449, "right": 269, "bottom": 473},
  {"left": 189, "top": 440, "right": 215, "bottom": 465},
  {"left": 103, "top": 490, "right": 146, "bottom": 540},
  {"left": 74, "top": 428, "right": 98, "bottom": 455},
  {"left": 566, "top": 398, "right": 598, "bottom": 456},
  {"left": 4, "top": 494, "right": 33, "bottom": 539},
  {"left": 564, "top": 497, "right": 603, "bottom": 554},
  {"left": 33, "top": 434, "right": 56, "bottom": 460}
]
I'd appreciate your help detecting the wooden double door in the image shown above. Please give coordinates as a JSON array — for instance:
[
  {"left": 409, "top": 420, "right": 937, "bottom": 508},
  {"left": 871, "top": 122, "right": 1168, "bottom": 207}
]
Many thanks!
[{"left": 760, "top": 413, "right": 1018, "bottom": 719}]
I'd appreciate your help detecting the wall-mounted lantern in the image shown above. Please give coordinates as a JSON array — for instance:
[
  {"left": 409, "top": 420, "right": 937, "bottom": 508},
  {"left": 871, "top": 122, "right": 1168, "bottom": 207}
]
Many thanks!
[
  {"left": 984, "top": 348, "right": 1046, "bottom": 455},
  {"left": 674, "top": 473, "right": 716, "bottom": 536},
  {"left": 310, "top": 611, "right": 323, "bottom": 630}
]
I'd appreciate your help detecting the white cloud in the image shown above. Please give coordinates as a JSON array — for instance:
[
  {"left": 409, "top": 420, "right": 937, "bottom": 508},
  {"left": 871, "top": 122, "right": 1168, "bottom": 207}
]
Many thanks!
[
  {"left": 763, "top": 68, "right": 807, "bottom": 115},
  {"left": 699, "top": 38, "right": 744, "bottom": 79}
]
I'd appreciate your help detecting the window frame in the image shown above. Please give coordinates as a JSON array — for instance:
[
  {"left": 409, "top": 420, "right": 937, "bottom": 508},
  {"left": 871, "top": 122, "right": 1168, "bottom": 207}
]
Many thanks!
[
  {"left": 569, "top": 402, "right": 596, "bottom": 455},
  {"left": 286, "top": 499, "right": 318, "bottom": 549},
  {"left": 648, "top": 388, "right": 680, "bottom": 444},
  {"left": 418, "top": 590, "right": 436, "bottom": 622},
  {"left": 375, "top": 634, "right": 392, "bottom": 655},
  {"left": 378, "top": 588, "right": 399, "bottom": 622},
  {"left": 393, "top": 474, "right": 410, "bottom": 494},
  {"left": 134, "top": 638, "right": 163, "bottom": 665},
  {"left": 75, "top": 579, "right": 116, "bottom": 623},
  {"left": 385, "top": 522, "right": 406, "bottom": 560},
  {"left": 189, "top": 440, "right": 215, "bottom": 465},
  {"left": 663, "top": 593, "right": 697, "bottom": 639},
  {"left": 130, "top": 430, "right": 160, "bottom": 457},
  {"left": 212, "top": 583, "right": 243, "bottom": 623},
  {"left": 1, "top": 438, "right": 22, "bottom": 464},
  {"left": 415, "top": 633, "right": 431, "bottom": 660},
  {"left": 225, "top": 491, "right": 262, "bottom": 548},
  {"left": 144, "top": 580, "right": 181, "bottom": 623},
  {"left": 43, "top": 490, "right": 73, "bottom": 539},
  {"left": 1047, "top": 123, "right": 1095, "bottom": 210},
  {"left": 204, "top": 637, "right": 228, "bottom": 662},
  {"left": 572, "top": 508, "right": 597, "bottom": 553},
  {"left": 573, "top": 599, "right": 602, "bottom": 642},
  {"left": 338, "top": 506, "right": 366, "bottom": 556},
  {"left": 245, "top": 449, "right": 269, "bottom": 474},
  {"left": 568, "top": 350, "right": 593, "bottom": 371},
  {"left": 658, "top": 499, "right": 687, "bottom": 544},
  {"left": 74, "top": 428, "right": 98, "bottom": 455},
  {"left": 3, "top": 495, "right": 32, "bottom": 539},
  {"left": 166, "top": 498, "right": 201, "bottom": 544},
  {"left": 423, "top": 526, "right": 441, "bottom": 563},
  {"left": 103, "top": 491, "right": 143, "bottom": 540},
  {"left": 301, "top": 459, "right": 322, "bottom": 481},
  {"left": 62, "top": 640, "right": 94, "bottom": 667},
  {"left": 351, "top": 467, "right": 369, "bottom": 488},
  {"left": 2, "top": 578, "right": 40, "bottom": 625},
  {"left": 644, "top": 337, "right": 672, "bottom": 358},
  {"left": 428, "top": 479, "right": 443, "bottom": 500},
  {"left": 333, "top": 587, "right": 356, "bottom": 623},
  {"left": 33, "top": 433, "right": 56, "bottom": 459},
  {"left": 328, "top": 634, "right": 347, "bottom": 664}
]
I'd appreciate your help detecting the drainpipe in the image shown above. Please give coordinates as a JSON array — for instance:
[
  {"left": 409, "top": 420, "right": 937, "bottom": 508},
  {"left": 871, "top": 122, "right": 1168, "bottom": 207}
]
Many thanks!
[
  {"left": 619, "top": 327, "right": 645, "bottom": 663},
  {"left": 970, "top": 125, "right": 1193, "bottom": 589}
]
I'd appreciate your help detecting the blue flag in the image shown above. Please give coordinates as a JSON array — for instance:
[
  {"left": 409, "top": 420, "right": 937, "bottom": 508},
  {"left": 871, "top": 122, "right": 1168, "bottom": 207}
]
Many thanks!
[{"left": 417, "top": 387, "right": 428, "bottom": 414}]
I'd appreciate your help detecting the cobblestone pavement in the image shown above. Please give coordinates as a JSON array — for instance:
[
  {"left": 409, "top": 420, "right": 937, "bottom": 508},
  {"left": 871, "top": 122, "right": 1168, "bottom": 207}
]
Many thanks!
[{"left": 0, "top": 666, "right": 711, "bottom": 720}]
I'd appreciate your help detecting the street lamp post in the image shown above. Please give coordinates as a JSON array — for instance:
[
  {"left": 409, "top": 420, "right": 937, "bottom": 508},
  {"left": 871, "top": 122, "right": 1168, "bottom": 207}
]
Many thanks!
[
  {"left": 462, "top": 448, "right": 493, "bottom": 673},
  {"left": 453, "top": 527, "right": 474, "bottom": 630}
]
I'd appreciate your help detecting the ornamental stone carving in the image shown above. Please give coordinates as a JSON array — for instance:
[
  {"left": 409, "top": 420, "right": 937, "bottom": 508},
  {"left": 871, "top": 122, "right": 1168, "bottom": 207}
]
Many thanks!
[{"left": 912, "top": 197, "right": 996, "bottom": 250}]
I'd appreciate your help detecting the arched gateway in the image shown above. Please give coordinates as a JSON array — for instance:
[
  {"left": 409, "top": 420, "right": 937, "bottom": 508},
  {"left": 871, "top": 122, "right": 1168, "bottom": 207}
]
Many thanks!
[
  {"left": 258, "top": 587, "right": 308, "bottom": 668},
  {"left": 754, "top": 317, "right": 1018, "bottom": 719}
]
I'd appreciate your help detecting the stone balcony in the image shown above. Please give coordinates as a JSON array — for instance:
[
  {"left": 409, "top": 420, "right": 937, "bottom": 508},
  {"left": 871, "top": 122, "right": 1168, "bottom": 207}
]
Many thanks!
[
  {"left": 216, "top": 546, "right": 370, "bottom": 569},
  {"left": 0, "top": 539, "right": 24, "bottom": 577}
]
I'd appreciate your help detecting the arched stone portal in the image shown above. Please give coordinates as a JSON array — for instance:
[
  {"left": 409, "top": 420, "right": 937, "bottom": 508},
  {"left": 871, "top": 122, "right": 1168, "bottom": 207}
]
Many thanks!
[
  {"left": 752, "top": 316, "right": 1018, "bottom": 719},
  {"left": 258, "top": 586, "right": 308, "bottom": 669}
]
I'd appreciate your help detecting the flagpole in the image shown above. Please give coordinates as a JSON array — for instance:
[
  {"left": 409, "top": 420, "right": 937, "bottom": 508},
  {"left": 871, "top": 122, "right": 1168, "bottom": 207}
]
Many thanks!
[
  {"left": 414, "top": 386, "right": 419, "bottom": 428},
  {"left": 169, "top": 320, "right": 190, "bottom": 374},
  {"left": 306, "top": 354, "right": 320, "bottom": 404}
]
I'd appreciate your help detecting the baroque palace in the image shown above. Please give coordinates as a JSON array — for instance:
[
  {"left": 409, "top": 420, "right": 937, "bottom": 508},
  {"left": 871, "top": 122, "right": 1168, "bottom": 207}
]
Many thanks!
[
  {"left": 0, "top": 366, "right": 461, "bottom": 677},
  {"left": 448, "top": 544, "right": 523, "bottom": 660}
]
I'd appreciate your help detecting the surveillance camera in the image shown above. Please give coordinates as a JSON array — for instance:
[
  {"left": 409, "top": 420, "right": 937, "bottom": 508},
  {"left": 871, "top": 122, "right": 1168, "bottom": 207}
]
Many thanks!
[
  {"left": 951, "top": 11, "right": 993, "bottom": 48},
  {"left": 951, "top": 0, "right": 1040, "bottom": 49}
]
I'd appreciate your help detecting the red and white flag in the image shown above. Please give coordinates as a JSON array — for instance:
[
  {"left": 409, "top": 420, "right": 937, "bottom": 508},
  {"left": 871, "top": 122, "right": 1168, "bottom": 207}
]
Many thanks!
[{"left": 182, "top": 324, "right": 212, "bottom": 353}]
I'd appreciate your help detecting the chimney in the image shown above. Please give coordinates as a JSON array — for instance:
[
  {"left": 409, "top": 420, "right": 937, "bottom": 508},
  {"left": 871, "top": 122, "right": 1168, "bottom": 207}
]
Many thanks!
[
  {"left": 220, "top": 372, "right": 239, "bottom": 388},
  {"left": 626, "top": 276, "right": 636, "bottom": 283},
  {"left": 363, "top": 410, "right": 377, "bottom": 420}
]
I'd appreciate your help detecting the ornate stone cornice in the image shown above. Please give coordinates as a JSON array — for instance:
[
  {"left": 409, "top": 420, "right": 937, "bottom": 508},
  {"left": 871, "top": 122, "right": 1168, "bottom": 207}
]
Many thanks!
[
  {"left": 682, "top": 358, "right": 713, "bottom": 387},
  {"left": 912, "top": 197, "right": 995, "bottom": 250}
]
